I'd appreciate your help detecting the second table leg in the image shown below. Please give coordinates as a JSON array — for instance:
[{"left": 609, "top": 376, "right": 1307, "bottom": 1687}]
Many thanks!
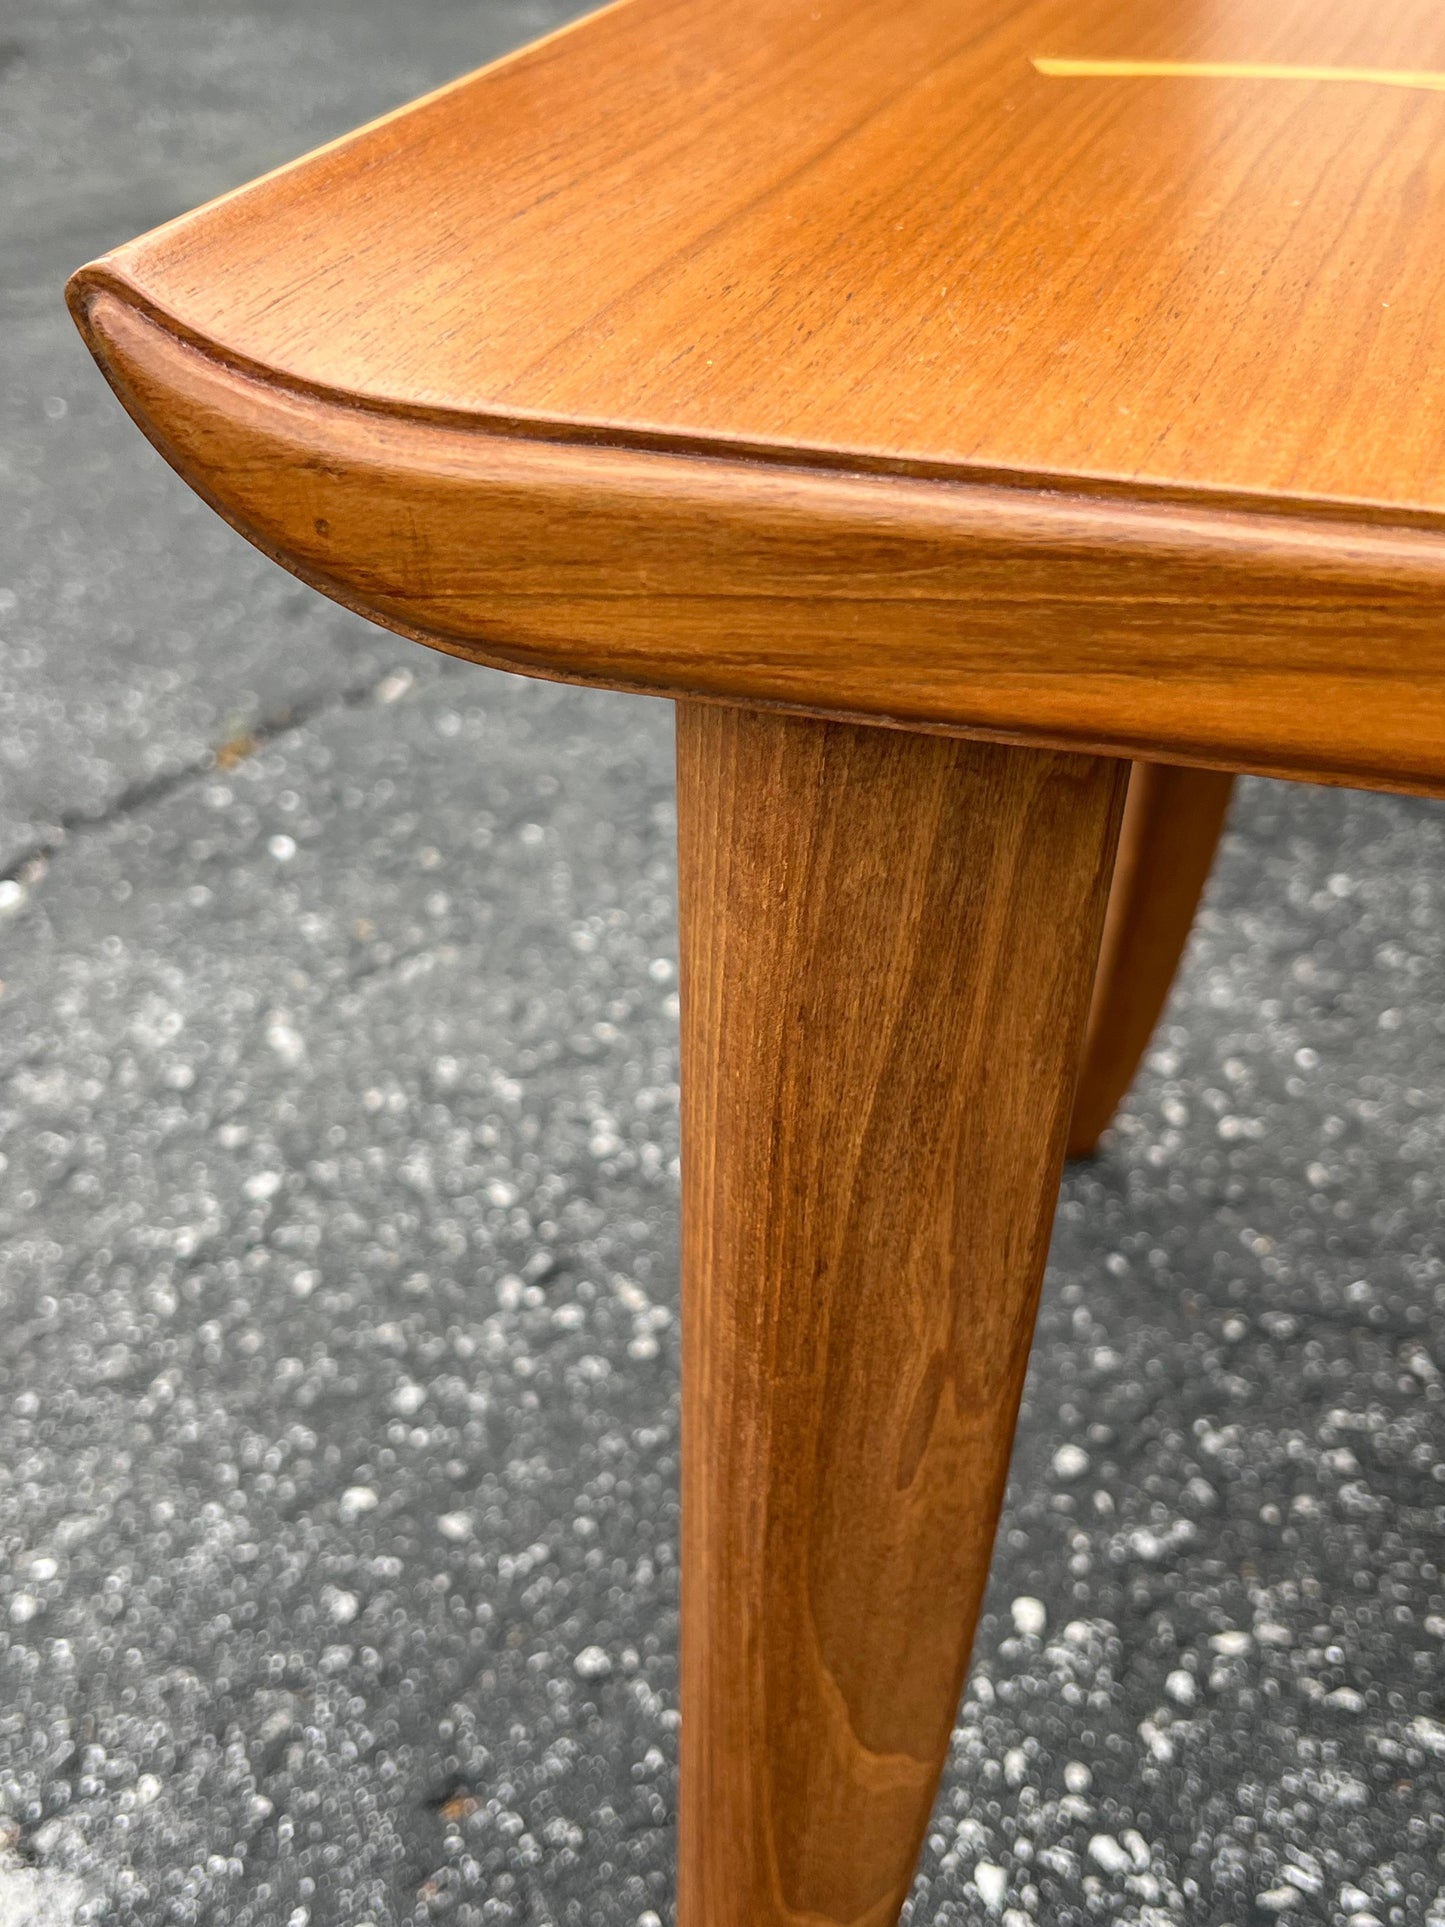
[{"left": 1069, "top": 761, "right": 1236, "bottom": 1157}]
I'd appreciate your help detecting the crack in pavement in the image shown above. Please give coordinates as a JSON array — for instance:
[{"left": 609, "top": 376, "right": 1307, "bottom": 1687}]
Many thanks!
[{"left": 0, "top": 667, "right": 410, "bottom": 889}]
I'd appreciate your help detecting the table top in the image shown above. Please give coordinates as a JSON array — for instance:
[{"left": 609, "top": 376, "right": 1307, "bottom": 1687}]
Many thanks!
[
  {"left": 69, "top": 0, "right": 1445, "bottom": 795},
  {"left": 78, "top": 0, "right": 1445, "bottom": 518}
]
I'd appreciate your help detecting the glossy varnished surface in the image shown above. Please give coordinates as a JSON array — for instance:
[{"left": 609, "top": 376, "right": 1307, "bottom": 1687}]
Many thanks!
[
  {"left": 73, "top": 0, "right": 1445, "bottom": 513},
  {"left": 70, "top": 289, "right": 1445, "bottom": 794},
  {"left": 67, "top": 0, "right": 1445, "bottom": 791}
]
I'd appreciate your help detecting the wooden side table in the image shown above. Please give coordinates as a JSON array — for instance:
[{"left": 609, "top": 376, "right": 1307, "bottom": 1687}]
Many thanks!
[{"left": 68, "top": 2, "right": 1445, "bottom": 1920}]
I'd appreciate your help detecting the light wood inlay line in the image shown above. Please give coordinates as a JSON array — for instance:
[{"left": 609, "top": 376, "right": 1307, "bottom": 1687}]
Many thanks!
[
  {"left": 1033, "top": 57, "right": 1445, "bottom": 91},
  {"left": 69, "top": 0, "right": 1445, "bottom": 800}
]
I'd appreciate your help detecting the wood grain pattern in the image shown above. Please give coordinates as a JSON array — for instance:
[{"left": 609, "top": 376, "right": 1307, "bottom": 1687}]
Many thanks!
[
  {"left": 65, "top": 0, "right": 1445, "bottom": 796},
  {"left": 69, "top": 0, "right": 1445, "bottom": 514},
  {"left": 1068, "top": 761, "right": 1236, "bottom": 1157},
  {"left": 69, "top": 288, "right": 1445, "bottom": 795},
  {"left": 676, "top": 706, "right": 1127, "bottom": 1927}
]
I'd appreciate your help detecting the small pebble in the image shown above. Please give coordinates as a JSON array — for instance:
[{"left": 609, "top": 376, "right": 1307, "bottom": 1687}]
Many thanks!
[
  {"left": 974, "top": 1861, "right": 1008, "bottom": 1911},
  {"left": 1010, "top": 1596, "right": 1046, "bottom": 1638},
  {"left": 1209, "top": 1629, "right": 1253, "bottom": 1656},
  {"left": 1087, "top": 1835, "right": 1132, "bottom": 1876},
  {"left": 1164, "top": 1668, "right": 1197, "bottom": 1706}
]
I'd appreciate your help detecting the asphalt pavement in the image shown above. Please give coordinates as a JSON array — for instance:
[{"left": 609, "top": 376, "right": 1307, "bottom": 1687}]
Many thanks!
[{"left": 3, "top": 3, "right": 1444, "bottom": 1923}]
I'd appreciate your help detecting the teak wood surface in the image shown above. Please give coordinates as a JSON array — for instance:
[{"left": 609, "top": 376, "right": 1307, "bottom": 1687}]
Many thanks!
[
  {"left": 677, "top": 710, "right": 1126, "bottom": 1926},
  {"left": 65, "top": 0, "right": 1445, "bottom": 1921},
  {"left": 68, "top": 0, "right": 1445, "bottom": 796},
  {"left": 1068, "top": 761, "right": 1236, "bottom": 1157}
]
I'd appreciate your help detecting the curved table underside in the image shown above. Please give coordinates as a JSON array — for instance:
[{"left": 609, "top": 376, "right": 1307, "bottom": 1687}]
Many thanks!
[{"left": 69, "top": 0, "right": 1445, "bottom": 794}]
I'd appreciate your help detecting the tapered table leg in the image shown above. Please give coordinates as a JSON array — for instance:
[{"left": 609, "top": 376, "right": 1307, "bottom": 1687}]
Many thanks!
[
  {"left": 1067, "top": 761, "right": 1236, "bottom": 1158},
  {"left": 675, "top": 705, "right": 1127, "bottom": 1927}
]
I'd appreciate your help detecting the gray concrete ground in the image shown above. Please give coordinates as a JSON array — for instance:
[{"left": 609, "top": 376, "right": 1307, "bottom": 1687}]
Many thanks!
[{"left": 3, "top": 3, "right": 1444, "bottom": 1924}]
